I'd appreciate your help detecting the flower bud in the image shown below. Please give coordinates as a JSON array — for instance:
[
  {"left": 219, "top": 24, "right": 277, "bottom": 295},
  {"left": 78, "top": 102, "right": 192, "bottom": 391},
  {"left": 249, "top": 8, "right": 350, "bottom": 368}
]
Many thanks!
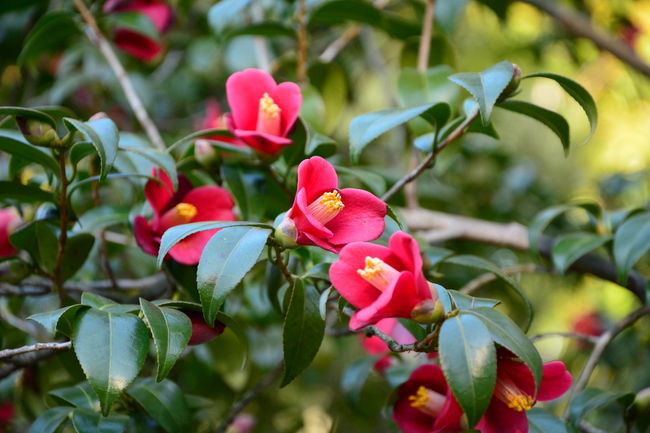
[
  {"left": 228, "top": 414, "right": 256, "bottom": 433},
  {"left": 497, "top": 63, "right": 522, "bottom": 102},
  {"left": 273, "top": 215, "right": 298, "bottom": 249},
  {"left": 182, "top": 310, "right": 226, "bottom": 345},
  {"left": 16, "top": 117, "right": 61, "bottom": 148},
  {"left": 88, "top": 112, "right": 109, "bottom": 121},
  {"left": 411, "top": 299, "right": 445, "bottom": 324}
]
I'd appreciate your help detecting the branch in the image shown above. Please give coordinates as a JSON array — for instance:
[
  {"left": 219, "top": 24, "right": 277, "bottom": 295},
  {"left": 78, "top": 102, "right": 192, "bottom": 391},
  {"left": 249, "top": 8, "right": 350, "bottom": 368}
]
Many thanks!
[
  {"left": 460, "top": 263, "right": 543, "bottom": 294},
  {"left": 519, "top": 0, "right": 650, "bottom": 77},
  {"left": 73, "top": 0, "right": 166, "bottom": 151},
  {"left": 400, "top": 208, "right": 648, "bottom": 303},
  {"left": 295, "top": 0, "right": 308, "bottom": 84},
  {"left": 214, "top": 361, "right": 284, "bottom": 433},
  {"left": 0, "top": 274, "right": 167, "bottom": 297},
  {"left": 0, "top": 350, "right": 61, "bottom": 379},
  {"left": 362, "top": 323, "right": 441, "bottom": 352},
  {"left": 564, "top": 305, "right": 650, "bottom": 417},
  {"left": 417, "top": 0, "right": 436, "bottom": 72},
  {"left": 0, "top": 341, "right": 71, "bottom": 360},
  {"left": 530, "top": 331, "right": 598, "bottom": 344}
]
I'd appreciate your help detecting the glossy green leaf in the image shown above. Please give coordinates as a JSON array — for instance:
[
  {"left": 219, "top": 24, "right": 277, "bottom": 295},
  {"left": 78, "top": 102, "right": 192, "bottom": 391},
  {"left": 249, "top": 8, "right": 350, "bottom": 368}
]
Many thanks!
[
  {"left": 552, "top": 233, "right": 611, "bottom": 274},
  {"left": 0, "top": 181, "right": 54, "bottom": 202},
  {"left": 341, "top": 356, "right": 378, "bottom": 408},
  {"left": 106, "top": 11, "right": 159, "bottom": 41},
  {"left": 498, "top": 100, "right": 570, "bottom": 154},
  {"left": 282, "top": 280, "right": 326, "bottom": 387},
  {"left": 528, "top": 205, "right": 573, "bottom": 255},
  {"left": 444, "top": 255, "right": 533, "bottom": 330},
  {"left": 35, "top": 221, "right": 58, "bottom": 273},
  {"left": 569, "top": 388, "right": 635, "bottom": 424},
  {"left": 197, "top": 226, "right": 271, "bottom": 325},
  {"left": 0, "top": 0, "right": 48, "bottom": 14},
  {"left": 0, "top": 107, "right": 56, "bottom": 127},
  {"left": 435, "top": 0, "right": 469, "bottom": 33},
  {"left": 527, "top": 408, "right": 568, "bottom": 433},
  {"left": 28, "top": 304, "right": 89, "bottom": 337},
  {"left": 335, "top": 165, "right": 386, "bottom": 196},
  {"left": 207, "top": 0, "right": 253, "bottom": 37},
  {"left": 120, "top": 146, "right": 177, "bottom": 189},
  {"left": 157, "top": 221, "right": 271, "bottom": 268},
  {"left": 448, "top": 291, "right": 499, "bottom": 310},
  {"left": 139, "top": 299, "right": 192, "bottom": 382},
  {"left": 449, "top": 61, "right": 515, "bottom": 125},
  {"left": 463, "top": 308, "right": 542, "bottom": 392},
  {"left": 50, "top": 381, "right": 100, "bottom": 410},
  {"left": 72, "top": 309, "right": 149, "bottom": 415},
  {"left": 523, "top": 73, "right": 598, "bottom": 143},
  {"left": 0, "top": 133, "right": 59, "bottom": 174},
  {"left": 17, "top": 12, "right": 80, "bottom": 66},
  {"left": 309, "top": 0, "right": 381, "bottom": 27},
  {"left": 439, "top": 314, "right": 496, "bottom": 427},
  {"left": 27, "top": 406, "right": 72, "bottom": 433},
  {"left": 613, "top": 212, "right": 650, "bottom": 283},
  {"left": 226, "top": 22, "right": 296, "bottom": 40},
  {"left": 70, "top": 408, "right": 128, "bottom": 433},
  {"left": 64, "top": 117, "right": 118, "bottom": 179},
  {"left": 126, "top": 378, "right": 191, "bottom": 433},
  {"left": 221, "top": 166, "right": 267, "bottom": 221},
  {"left": 80, "top": 293, "right": 138, "bottom": 314},
  {"left": 61, "top": 233, "right": 95, "bottom": 282},
  {"left": 167, "top": 129, "right": 250, "bottom": 156},
  {"left": 75, "top": 206, "right": 129, "bottom": 232}
]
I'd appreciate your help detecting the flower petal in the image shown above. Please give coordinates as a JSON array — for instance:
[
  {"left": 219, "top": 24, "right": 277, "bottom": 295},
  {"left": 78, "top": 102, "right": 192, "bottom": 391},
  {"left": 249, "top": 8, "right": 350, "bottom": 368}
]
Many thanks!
[
  {"left": 537, "top": 361, "right": 572, "bottom": 401},
  {"left": 0, "top": 209, "right": 18, "bottom": 258},
  {"left": 113, "top": 29, "right": 163, "bottom": 61},
  {"left": 296, "top": 156, "right": 339, "bottom": 203},
  {"left": 269, "top": 82, "right": 302, "bottom": 136},
  {"left": 289, "top": 188, "right": 333, "bottom": 241},
  {"left": 476, "top": 399, "right": 528, "bottom": 433},
  {"left": 326, "top": 188, "right": 386, "bottom": 246},
  {"left": 133, "top": 215, "right": 159, "bottom": 257},
  {"left": 168, "top": 229, "right": 219, "bottom": 265},
  {"left": 233, "top": 129, "right": 293, "bottom": 154},
  {"left": 144, "top": 168, "right": 174, "bottom": 213},
  {"left": 227, "top": 69, "right": 277, "bottom": 131},
  {"left": 182, "top": 186, "right": 236, "bottom": 222}
]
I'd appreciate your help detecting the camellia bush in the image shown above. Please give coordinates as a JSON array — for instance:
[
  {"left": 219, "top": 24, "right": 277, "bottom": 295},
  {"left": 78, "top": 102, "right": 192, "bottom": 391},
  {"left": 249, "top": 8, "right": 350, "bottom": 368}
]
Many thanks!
[{"left": 0, "top": 0, "right": 649, "bottom": 433}]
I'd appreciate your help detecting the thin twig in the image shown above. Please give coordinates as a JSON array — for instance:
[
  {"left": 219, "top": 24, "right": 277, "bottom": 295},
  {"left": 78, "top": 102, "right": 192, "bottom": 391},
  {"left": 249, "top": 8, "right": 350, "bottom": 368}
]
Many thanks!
[
  {"left": 52, "top": 151, "right": 69, "bottom": 304},
  {"left": 295, "top": 0, "right": 308, "bottom": 84},
  {"left": 530, "top": 331, "right": 598, "bottom": 344},
  {"left": 73, "top": 0, "right": 166, "bottom": 151},
  {"left": 382, "top": 111, "right": 479, "bottom": 202},
  {"left": 0, "top": 341, "right": 71, "bottom": 360},
  {"left": 0, "top": 274, "right": 166, "bottom": 297},
  {"left": 362, "top": 324, "right": 440, "bottom": 353},
  {"left": 460, "top": 263, "right": 544, "bottom": 294},
  {"left": 272, "top": 244, "right": 294, "bottom": 286},
  {"left": 0, "top": 350, "right": 61, "bottom": 379},
  {"left": 563, "top": 305, "right": 650, "bottom": 418},
  {"left": 417, "top": 0, "right": 436, "bottom": 72},
  {"left": 214, "top": 361, "right": 284, "bottom": 433}
]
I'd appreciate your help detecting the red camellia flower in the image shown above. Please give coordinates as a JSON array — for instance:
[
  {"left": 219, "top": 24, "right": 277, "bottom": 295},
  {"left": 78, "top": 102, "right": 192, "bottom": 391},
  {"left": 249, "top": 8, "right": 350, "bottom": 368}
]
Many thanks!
[
  {"left": 225, "top": 68, "right": 301, "bottom": 155},
  {"left": 572, "top": 311, "right": 604, "bottom": 337},
  {"left": 393, "top": 364, "right": 464, "bottom": 433},
  {"left": 362, "top": 318, "right": 416, "bottom": 374},
  {"left": 329, "top": 231, "right": 434, "bottom": 330},
  {"left": 134, "top": 168, "right": 236, "bottom": 265},
  {"left": 0, "top": 209, "right": 20, "bottom": 258},
  {"left": 0, "top": 400, "right": 14, "bottom": 432},
  {"left": 104, "top": 0, "right": 173, "bottom": 62},
  {"left": 275, "top": 156, "right": 386, "bottom": 254},
  {"left": 182, "top": 310, "right": 226, "bottom": 346},
  {"left": 475, "top": 349, "right": 573, "bottom": 433}
]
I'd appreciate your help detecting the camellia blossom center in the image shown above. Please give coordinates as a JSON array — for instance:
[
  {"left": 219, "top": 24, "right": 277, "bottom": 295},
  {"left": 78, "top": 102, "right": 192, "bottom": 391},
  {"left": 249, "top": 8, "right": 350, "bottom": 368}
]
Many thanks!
[
  {"left": 256, "top": 92, "right": 282, "bottom": 135},
  {"left": 357, "top": 256, "right": 401, "bottom": 291},
  {"left": 160, "top": 203, "right": 198, "bottom": 229},
  {"left": 307, "top": 190, "right": 345, "bottom": 225},
  {"left": 494, "top": 378, "right": 535, "bottom": 412},
  {"left": 408, "top": 385, "right": 447, "bottom": 417}
]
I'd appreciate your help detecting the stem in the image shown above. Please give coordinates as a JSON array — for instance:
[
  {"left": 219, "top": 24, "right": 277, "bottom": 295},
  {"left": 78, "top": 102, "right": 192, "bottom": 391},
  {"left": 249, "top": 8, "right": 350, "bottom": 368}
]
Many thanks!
[
  {"left": 295, "top": 0, "right": 308, "bottom": 84},
  {"left": 52, "top": 150, "right": 69, "bottom": 304},
  {"left": 73, "top": 0, "right": 166, "bottom": 151},
  {"left": 529, "top": 331, "right": 598, "bottom": 344},
  {"left": 562, "top": 305, "right": 650, "bottom": 418},
  {"left": 273, "top": 243, "right": 294, "bottom": 286},
  {"left": 381, "top": 110, "right": 479, "bottom": 202},
  {"left": 214, "top": 361, "right": 284, "bottom": 433},
  {"left": 460, "top": 263, "right": 543, "bottom": 294},
  {"left": 262, "top": 165, "right": 292, "bottom": 198},
  {"left": 0, "top": 341, "right": 71, "bottom": 360},
  {"left": 417, "top": 0, "right": 436, "bottom": 72}
]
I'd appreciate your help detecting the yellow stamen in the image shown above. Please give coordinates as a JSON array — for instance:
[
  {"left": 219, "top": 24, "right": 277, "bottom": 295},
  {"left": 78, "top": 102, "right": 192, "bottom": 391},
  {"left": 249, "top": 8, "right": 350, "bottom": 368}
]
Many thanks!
[
  {"left": 307, "top": 190, "right": 344, "bottom": 225},
  {"left": 408, "top": 386, "right": 446, "bottom": 417},
  {"left": 259, "top": 92, "right": 280, "bottom": 118},
  {"left": 256, "top": 92, "right": 282, "bottom": 135},
  {"left": 506, "top": 394, "right": 534, "bottom": 412},
  {"left": 356, "top": 256, "right": 400, "bottom": 291},
  {"left": 494, "top": 378, "right": 535, "bottom": 412},
  {"left": 176, "top": 203, "right": 197, "bottom": 220}
]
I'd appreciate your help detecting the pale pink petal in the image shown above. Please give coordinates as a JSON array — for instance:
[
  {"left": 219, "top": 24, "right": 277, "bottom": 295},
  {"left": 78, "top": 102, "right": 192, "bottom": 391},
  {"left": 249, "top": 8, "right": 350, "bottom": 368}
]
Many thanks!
[{"left": 227, "top": 69, "right": 277, "bottom": 131}]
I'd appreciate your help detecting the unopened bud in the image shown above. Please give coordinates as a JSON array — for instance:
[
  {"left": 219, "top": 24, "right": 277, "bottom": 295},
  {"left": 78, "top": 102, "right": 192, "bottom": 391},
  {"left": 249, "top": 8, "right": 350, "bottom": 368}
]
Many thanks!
[
  {"left": 194, "top": 139, "right": 221, "bottom": 169},
  {"left": 411, "top": 299, "right": 444, "bottom": 324},
  {"left": 88, "top": 112, "right": 108, "bottom": 121},
  {"left": 634, "top": 387, "right": 650, "bottom": 414},
  {"left": 498, "top": 63, "right": 522, "bottom": 102},
  {"left": 273, "top": 215, "right": 298, "bottom": 249},
  {"left": 16, "top": 117, "right": 61, "bottom": 148}
]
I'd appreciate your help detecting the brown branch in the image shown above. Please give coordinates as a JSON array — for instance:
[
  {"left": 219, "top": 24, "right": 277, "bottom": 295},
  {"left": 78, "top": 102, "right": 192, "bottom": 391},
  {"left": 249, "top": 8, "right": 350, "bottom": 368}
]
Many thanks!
[
  {"left": 295, "top": 0, "right": 308, "bottom": 84},
  {"left": 460, "top": 264, "right": 544, "bottom": 294},
  {"left": 0, "top": 274, "right": 166, "bottom": 297},
  {"left": 530, "top": 331, "right": 598, "bottom": 344},
  {"left": 214, "top": 361, "right": 284, "bottom": 433},
  {"left": 73, "top": 0, "right": 166, "bottom": 150},
  {"left": 519, "top": 0, "right": 650, "bottom": 77},
  {"left": 0, "top": 341, "right": 71, "bottom": 360},
  {"left": 0, "top": 350, "right": 61, "bottom": 379},
  {"left": 417, "top": 0, "right": 436, "bottom": 72}
]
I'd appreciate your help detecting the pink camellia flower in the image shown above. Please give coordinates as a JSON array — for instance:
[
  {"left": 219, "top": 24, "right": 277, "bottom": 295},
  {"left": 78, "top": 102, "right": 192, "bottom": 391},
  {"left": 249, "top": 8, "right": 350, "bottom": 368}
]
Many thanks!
[
  {"left": 104, "top": 0, "right": 173, "bottom": 62},
  {"left": 0, "top": 209, "right": 20, "bottom": 258},
  {"left": 362, "top": 318, "right": 416, "bottom": 374},
  {"left": 329, "top": 231, "right": 435, "bottom": 330},
  {"left": 475, "top": 349, "right": 573, "bottom": 433},
  {"left": 182, "top": 310, "right": 226, "bottom": 346},
  {"left": 393, "top": 364, "right": 464, "bottom": 433},
  {"left": 225, "top": 68, "right": 301, "bottom": 155},
  {"left": 134, "top": 168, "right": 236, "bottom": 265},
  {"left": 229, "top": 413, "right": 256, "bottom": 433},
  {"left": 275, "top": 156, "right": 386, "bottom": 254},
  {"left": 199, "top": 99, "right": 243, "bottom": 145}
]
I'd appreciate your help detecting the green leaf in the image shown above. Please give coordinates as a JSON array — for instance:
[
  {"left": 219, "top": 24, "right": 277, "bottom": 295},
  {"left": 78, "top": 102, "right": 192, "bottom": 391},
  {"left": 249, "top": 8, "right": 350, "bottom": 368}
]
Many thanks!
[
  {"left": 106, "top": 11, "right": 159, "bottom": 41},
  {"left": 226, "top": 22, "right": 296, "bottom": 40},
  {"left": 167, "top": 128, "right": 249, "bottom": 156},
  {"left": 463, "top": 308, "right": 542, "bottom": 392},
  {"left": 397, "top": 66, "right": 461, "bottom": 110},
  {"left": 552, "top": 233, "right": 611, "bottom": 274},
  {"left": 17, "top": 12, "right": 80, "bottom": 67},
  {"left": 70, "top": 141, "right": 96, "bottom": 167},
  {"left": 207, "top": 0, "right": 253, "bottom": 37},
  {"left": 50, "top": 381, "right": 100, "bottom": 410},
  {"left": 569, "top": 388, "right": 635, "bottom": 424},
  {"left": 72, "top": 309, "right": 149, "bottom": 415},
  {"left": 0, "top": 132, "right": 59, "bottom": 174},
  {"left": 448, "top": 291, "right": 499, "bottom": 310},
  {"left": 0, "top": 107, "right": 56, "bottom": 127},
  {"left": 61, "top": 233, "right": 95, "bottom": 282},
  {"left": 27, "top": 407, "right": 72, "bottom": 433},
  {"left": 120, "top": 146, "right": 177, "bottom": 189},
  {"left": 527, "top": 408, "right": 568, "bottom": 433},
  {"left": 75, "top": 206, "right": 129, "bottom": 232},
  {"left": 0, "top": 181, "right": 54, "bottom": 202},
  {"left": 439, "top": 314, "right": 496, "bottom": 427},
  {"left": 449, "top": 61, "right": 515, "bottom": 125},
  {"left": 28, "top": 304, "right": 90, "bottom": 337},
  {"left": 435, "top": 0, "right": 469, "bottom": 33},
  {"left": 220, "top": 166, "right": 267, "bottom": 221},
  {"left": 498, "top": 100, "right": 570, "bottom": 154},
  {"left": 305, "top": 131, "right": 337, "bottom": 157},
  {"left": 80, "top": 293, "right": 138, "bottom": 314},
  {"left": 139, "top": 299, "right": 192, "bottom": 382},
  {"left": 282, "top": 280, "right": 326, "bottom": 387},
  {"left": 64, "top": 117, "right": 119, "bottom": 179},
  {"left": 196, "top": 226, "right": 271, "bottom": 325},
  {"left": 35, "top": 221, "right": 58, "bottom": 273},
  {"left": 613, "top": 212, "right": 650, "bottom": 283},
  {"left": 309, "top": 0, "right": 381, "bottom": 27},
  {"left": 335, "top": 165, "right": 386, "bottom": 196},
  {"left": 523, "top": 73, "right": 598, "bottom": 143},
  {"left": 444, "top": 255, "right": 534, "bottom": 330},
  {"left": 528, "top": 205, "right": 573, "bottom": 255},
  {"left": 126, "top": 378, "right": 192, "bottom": 433},
  {"left": 157, "top": 221, "right": 271, "bottom": 268},
  {"left": 70, "top": 408, "right": 128, "bottom": 433},
  {"left": 349, "top": 103, "right": 447, "bottom": 163},
  {"left": 341, "top": 356, "right": 378, "bottom": 408}
]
